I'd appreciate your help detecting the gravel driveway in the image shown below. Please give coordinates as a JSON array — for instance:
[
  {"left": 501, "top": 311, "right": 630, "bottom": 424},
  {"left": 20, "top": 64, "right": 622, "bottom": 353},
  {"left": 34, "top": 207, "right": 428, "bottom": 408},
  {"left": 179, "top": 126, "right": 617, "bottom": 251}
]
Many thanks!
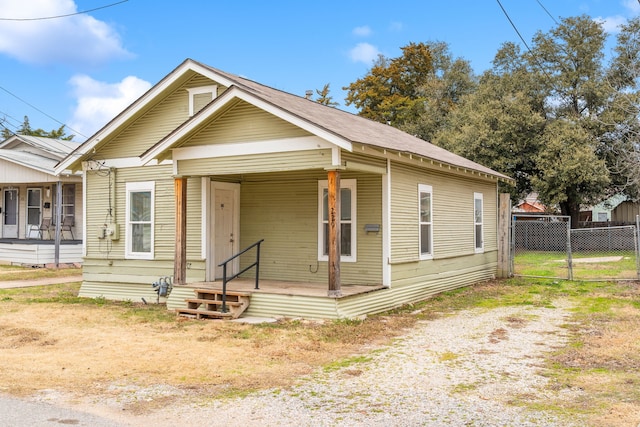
[{"left": 71, "top": 302, "right": 584, "bottom": 426}]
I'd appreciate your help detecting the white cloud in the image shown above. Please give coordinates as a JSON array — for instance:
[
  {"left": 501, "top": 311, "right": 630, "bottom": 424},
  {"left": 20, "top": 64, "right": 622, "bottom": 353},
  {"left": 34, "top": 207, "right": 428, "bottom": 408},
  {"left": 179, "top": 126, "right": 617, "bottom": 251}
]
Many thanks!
[
  {"left": 596, "top": 15, "right": 628, "bottom": 33},
  {"left": 352, "top": 26, "right": 372, "bottom": 37},
  {"left": 389, "top": 21, "right": 404, "bottom": 32},
  {"left": 348, "top": 43, "right": 380, "bottom": 64},
  {"left": 595, "top": 0, "right": 640, "bottom": 34},
  {"left": 67, "top": 74, "right": 151, "bottom": 138},
  {"left": 0, "top": 0, "right": 131, "bottom": 66},
  {"left": 623, "top": 0, "right": 640, "bottom": 15}
]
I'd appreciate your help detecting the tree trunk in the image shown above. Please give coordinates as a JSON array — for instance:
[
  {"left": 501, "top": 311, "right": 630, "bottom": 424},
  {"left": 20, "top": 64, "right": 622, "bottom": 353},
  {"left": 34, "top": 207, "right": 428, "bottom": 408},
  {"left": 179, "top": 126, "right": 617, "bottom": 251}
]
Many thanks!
[{"left": 559, "top": 200, "right": 580, "bottom": 229}]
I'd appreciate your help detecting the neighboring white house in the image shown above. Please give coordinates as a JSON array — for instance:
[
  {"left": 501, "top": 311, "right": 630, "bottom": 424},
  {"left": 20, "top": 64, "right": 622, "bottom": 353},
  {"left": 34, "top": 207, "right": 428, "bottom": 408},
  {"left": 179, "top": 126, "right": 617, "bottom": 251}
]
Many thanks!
[{"left": 0, "top": 134, "right": 83, "bottom": 265}]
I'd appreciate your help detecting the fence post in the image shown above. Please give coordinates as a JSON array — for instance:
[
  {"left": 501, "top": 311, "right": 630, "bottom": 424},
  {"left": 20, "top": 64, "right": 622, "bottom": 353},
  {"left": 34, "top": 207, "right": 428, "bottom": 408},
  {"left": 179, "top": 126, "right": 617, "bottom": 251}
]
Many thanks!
[
  {"left": 497, "top": 194, "right": 511, "bottom": 278},
  {"left": 636, "top": 215, "right": 640, "bottom": 280},
  {"left": 566, "top": 219, "right": 573, "bottom": 281}
]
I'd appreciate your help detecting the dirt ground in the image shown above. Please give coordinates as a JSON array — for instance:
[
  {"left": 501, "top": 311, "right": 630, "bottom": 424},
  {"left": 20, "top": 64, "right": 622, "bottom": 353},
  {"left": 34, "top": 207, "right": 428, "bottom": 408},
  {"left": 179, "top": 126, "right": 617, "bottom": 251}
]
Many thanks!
[
  {"left": 0, "top": 279, "right": 415, "bottom": 413},
  {"left": 1, "top": 272, "right": 639, "bottom": 426}
]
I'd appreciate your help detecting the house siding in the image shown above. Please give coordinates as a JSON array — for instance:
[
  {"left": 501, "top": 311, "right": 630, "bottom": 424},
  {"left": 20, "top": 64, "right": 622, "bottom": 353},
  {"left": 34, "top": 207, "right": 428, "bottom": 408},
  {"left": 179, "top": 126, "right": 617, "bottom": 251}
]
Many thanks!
[
  {"left": 183, "top": 101, "right": 311, "bottom": 146},
  {"left": 81, "top": 164, "right": 206, "bottom": 298},
  {"left": 390, "top": 161, "right": 497, "bottom": 262},
  {"left": 96, "top": 74, "right": 226, "bottom": 159},
  {"left": 177, "top": 149, "right": 333, "bottom": 176},
  {"left": 238, "top": 170, "right": 383, "bottom": 286}
]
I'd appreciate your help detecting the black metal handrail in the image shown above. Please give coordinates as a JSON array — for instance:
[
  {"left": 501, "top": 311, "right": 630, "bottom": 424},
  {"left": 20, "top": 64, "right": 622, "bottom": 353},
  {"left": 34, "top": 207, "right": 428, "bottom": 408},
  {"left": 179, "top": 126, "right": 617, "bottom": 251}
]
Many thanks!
[{"left": 217, "top": 239, "right": 264, "bottom": 313}]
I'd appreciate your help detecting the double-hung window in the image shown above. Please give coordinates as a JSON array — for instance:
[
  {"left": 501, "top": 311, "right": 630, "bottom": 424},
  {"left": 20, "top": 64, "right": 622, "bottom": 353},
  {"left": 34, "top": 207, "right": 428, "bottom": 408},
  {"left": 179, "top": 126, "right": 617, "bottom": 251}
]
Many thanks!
[
  {"left": 126, "top": 181, "right": 155, "bottom": 259},
  {"left": 474, "top": 192, "right": 484, "bottom": 252},
  {"left": 419, "top": 184, "right": 433, "bottom": 259},
  {"left": 318, "top": 179, "right": 356, "bottom": 262}
]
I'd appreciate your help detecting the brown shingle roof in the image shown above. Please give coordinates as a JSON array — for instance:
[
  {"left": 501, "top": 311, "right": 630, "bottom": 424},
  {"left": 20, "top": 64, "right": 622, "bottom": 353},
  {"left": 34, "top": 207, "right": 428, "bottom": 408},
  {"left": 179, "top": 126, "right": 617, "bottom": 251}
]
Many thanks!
[{"left": 195, "top": 60, "right": 510, "bottom": 181}]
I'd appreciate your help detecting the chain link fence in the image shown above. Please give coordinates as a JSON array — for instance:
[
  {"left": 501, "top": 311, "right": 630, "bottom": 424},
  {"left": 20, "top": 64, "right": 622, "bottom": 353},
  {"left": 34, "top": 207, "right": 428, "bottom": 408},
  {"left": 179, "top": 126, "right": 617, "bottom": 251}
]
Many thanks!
[{"left": 511, "top": 214, "right": 640, "bottom": 281}]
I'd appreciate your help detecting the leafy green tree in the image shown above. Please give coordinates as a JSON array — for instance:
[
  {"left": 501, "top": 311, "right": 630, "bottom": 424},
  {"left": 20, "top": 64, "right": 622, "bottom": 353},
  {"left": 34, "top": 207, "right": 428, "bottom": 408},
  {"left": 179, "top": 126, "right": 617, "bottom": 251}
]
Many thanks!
[
  {"left": 435, "top": 43, "right": 545, "bottom": 200},
  {"left": 315, "top": 83, "right": 339, "bottom": 107},
  {"left": 1, "top": 115, "right": 74, "bottom": 141},
  {"left": 343, "top": 41, "right": 476, "bottom": 141},
  {"left": 437, "top": 15, "right": 640, "bottom": 227}
]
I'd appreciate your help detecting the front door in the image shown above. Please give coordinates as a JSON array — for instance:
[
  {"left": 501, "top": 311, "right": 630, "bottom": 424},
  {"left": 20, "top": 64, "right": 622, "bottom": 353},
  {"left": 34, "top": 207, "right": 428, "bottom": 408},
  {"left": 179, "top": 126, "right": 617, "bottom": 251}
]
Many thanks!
[
  {"left": 2, "top": 189, "right": 18, "bottom": 238},
  {"left": 210, "top": 182, "right": 240, "bottom": 280}
]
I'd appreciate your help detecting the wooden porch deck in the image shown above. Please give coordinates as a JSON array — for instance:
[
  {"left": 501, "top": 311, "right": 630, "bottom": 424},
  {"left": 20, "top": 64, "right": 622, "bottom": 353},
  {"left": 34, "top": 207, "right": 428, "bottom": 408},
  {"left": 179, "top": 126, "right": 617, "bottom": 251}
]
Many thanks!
[{"left": 185, "top": 279, "right": 386, "bottom": 298}]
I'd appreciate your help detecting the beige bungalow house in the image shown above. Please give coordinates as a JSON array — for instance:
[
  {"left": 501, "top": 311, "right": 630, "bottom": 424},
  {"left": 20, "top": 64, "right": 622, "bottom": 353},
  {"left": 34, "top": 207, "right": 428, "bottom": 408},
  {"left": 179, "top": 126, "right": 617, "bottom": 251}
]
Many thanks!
[
  {"left": 0, "top": 135, "right": 83, "bottom": 266},
  {"left": 55, "top": 59, "right": 511, "bottom": 319}
]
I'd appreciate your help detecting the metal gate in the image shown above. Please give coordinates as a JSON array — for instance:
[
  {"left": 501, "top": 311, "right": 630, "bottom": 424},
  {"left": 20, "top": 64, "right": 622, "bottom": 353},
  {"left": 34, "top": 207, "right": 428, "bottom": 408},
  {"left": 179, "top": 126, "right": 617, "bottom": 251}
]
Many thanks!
[{"left": 511, "top": 214, "right": 640, "bottom": 281}]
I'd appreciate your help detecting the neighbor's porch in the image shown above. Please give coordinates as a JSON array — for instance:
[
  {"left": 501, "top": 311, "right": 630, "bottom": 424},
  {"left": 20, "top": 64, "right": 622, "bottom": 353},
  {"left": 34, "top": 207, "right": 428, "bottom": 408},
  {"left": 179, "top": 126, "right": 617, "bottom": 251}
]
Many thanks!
[{"left": 0, "top": 238, "right": 83, "bottom": 266}]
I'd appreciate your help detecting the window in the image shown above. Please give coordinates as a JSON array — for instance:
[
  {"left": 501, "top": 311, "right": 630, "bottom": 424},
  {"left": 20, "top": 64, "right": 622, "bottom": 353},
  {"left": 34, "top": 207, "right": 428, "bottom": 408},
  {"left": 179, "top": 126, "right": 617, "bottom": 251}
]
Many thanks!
[
  {"left": 474, "top": 192, "right": 484, "bottom": 252},
  {"left": 419, "top": 184, "right": 433, "bottom": 259},
  {"left": 62, "top": 184, "right": 75, "bottom": 221},
  {"left": 52, "top": 184, "right": 76, "bottom": 224},
  {"left": 187, "top": 85, "right": 218, "bottom": 116},
  {"left": 26, "top": 188, "right": 41, "bottom": 228},
  {"left": 318, "top": 179, "right": 356, "bottom": 262},
  {"left": 126, "top": 182, "right": 155, "bottom": 259}
]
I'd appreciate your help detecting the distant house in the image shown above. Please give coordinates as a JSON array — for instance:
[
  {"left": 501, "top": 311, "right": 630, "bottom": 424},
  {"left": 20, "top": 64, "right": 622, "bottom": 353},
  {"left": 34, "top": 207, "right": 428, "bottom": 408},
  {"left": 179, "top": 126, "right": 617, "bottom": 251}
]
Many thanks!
[
  {"left": 611, "top": 199, "right": 640, "bottom": 223},
  {"left": 55, "top": 59, "right": 512, "bottom": 319},
  {"left": 513, "top": 193, "right": 546, "bottom": 214},
  {"left": 0, "top": 135, "right": 83, "bottom": 265},
  {"left": 581, "top": 194, "right": 627, "bottom": 222}
]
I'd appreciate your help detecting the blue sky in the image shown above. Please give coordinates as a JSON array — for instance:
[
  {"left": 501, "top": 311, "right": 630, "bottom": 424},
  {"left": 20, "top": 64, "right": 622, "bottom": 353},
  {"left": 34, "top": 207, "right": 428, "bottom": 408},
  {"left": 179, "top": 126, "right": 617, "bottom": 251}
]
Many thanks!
[{"left": 0, "top": 0, "right": 639, "bottom": 141}]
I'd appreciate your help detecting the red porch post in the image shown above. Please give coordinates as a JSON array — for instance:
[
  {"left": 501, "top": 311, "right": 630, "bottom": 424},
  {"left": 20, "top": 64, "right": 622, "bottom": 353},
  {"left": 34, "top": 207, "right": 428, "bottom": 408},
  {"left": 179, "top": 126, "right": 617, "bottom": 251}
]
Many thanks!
[
  {"left": 327, "top": 169, "right": 342, "bottom": 297},
  {"left": 174, "top": 177, "right": 187, "bottom": 285}
]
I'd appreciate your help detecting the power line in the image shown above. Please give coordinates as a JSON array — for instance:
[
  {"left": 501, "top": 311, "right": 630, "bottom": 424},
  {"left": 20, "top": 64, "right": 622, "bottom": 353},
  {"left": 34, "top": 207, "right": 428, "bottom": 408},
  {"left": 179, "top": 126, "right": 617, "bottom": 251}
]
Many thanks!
[
  {"left": 0, "top": 0, "right": 128, "bottom": 21},
  {"left": 536, "top": 0, "right": 559, "bottom": 25},
  {"left": 0, "top": 85, "right": 87, "bottom": 139},
  {"left": 496, "top": 0, "right": 533, "bottom": 52}
]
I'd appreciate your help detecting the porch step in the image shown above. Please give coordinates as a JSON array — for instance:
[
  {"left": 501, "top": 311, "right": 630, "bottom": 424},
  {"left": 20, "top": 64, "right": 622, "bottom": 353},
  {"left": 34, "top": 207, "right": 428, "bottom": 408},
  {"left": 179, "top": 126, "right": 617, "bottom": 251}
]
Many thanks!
[
  {"left": 175, "top": 307, "right": 233, "bottom": 320},
  {"left": 176, "top": 288, "right": 251, "bottom": 320}
]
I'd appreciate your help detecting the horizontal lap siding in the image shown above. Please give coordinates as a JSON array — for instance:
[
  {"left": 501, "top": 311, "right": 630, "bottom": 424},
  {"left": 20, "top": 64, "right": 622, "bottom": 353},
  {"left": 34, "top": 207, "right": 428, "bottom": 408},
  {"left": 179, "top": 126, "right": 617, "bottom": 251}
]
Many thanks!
[
  {"left": 184, "top": 101, "right": 310, "bottom": 145},
  {"left": 178, "top": 150, "right": 333, "bottom": 176},
  {"left": 239, "top": 171, "right": 382, "bottom": 285},
  {"left": 81, "top": 258, "right": 206, "bottom": 301},
  {"left": 85, "top": 171, "right": 111, "bottom": 259},
  {"left": 390, "top": 162, "right": 498, "bottom": 261},
  {"left": 97, "top": 74, "right": 222, "bottom": 158},
  {"left": 81, "top": 165, "right": 206, "bottom": 299}
]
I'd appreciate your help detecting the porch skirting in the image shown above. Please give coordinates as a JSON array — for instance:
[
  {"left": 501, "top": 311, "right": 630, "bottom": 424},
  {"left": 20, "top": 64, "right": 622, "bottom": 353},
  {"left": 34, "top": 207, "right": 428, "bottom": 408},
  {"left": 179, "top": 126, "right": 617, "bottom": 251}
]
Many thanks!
[
  {"left": 0, "top": 240, "right": 83, "bottom": 266},
  {"left": 78, "top": 260, "right": 496, "bottom": 319}
]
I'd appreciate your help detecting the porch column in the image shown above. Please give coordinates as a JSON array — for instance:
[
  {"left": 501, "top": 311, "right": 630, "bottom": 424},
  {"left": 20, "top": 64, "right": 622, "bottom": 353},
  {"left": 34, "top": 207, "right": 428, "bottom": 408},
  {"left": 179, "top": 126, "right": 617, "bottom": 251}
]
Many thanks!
[
  {"left": 174, "top": 177, "right": 187, "bottom": 285},
  {"left": 327, "top": 169, "right": 342, "bottom": 297},
  {"left": 54, "top": 181, "right": 62, "bottom": 267}
]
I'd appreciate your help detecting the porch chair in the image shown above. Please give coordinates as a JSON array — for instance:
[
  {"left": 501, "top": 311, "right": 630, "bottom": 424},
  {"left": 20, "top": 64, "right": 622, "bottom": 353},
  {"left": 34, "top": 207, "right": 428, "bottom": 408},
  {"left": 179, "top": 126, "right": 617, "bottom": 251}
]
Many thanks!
[
  {"left": 29, "top": 218, "right": 53, "bottom": 239},
  {"left": 60, "top": 216, "right": 74, "bottom": 240}
]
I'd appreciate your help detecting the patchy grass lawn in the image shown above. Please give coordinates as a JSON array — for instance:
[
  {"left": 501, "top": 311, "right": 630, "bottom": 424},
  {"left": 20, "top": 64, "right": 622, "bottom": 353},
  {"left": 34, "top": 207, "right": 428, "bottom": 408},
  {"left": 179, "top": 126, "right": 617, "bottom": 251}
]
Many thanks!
[
  {"left": 514, "top": 250, "right": 639, "bottom": 280},
  {"left": 0, "top": 266, "right": 639, "bottom": 426}
]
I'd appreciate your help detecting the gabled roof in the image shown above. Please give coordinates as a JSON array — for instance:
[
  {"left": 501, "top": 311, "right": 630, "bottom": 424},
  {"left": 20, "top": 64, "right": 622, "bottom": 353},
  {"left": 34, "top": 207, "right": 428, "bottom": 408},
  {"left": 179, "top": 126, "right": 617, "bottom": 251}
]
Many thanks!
[
  {"left": 56, "top": 58, "right": 511, "bottom": 182},
  {"left": 0, "top": 134, "right": 81, "bottom": 175}
]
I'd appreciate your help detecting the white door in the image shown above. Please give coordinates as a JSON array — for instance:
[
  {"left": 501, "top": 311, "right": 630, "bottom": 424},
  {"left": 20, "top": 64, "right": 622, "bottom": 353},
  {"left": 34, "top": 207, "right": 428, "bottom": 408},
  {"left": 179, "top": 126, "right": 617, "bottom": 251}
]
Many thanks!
[
  {"left": 210, "top": 182, "right": 240, "bottom": 280},
  {"left": 2, "top": 189, "right": 19, "bottom": 238}
]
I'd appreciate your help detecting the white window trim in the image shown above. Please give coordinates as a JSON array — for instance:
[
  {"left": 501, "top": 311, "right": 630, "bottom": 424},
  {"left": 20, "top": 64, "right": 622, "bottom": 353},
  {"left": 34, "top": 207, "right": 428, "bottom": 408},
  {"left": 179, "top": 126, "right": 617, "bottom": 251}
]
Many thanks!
[
  {"left": 474, "top": 192, "right": 484, "bottom": 253},
  {"left": 419, "top": 184, "right": 433, "bottom": 260},
  {"left": 318, "top": 179, "right": 357, "bottom": 263},
  {"left": 125, "top": 181, "right": 155, "bottom": 260},
  {"left": 187, "top": 85, "right": 218, "bottom": 116}
]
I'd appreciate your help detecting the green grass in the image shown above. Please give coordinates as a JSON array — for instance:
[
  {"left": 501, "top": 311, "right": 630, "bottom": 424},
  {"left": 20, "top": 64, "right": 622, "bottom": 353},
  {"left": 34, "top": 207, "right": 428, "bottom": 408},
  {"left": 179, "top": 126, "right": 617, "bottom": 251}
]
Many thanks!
[{"left": 514, "top": 250, "right": 638, "bottom": 280}]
